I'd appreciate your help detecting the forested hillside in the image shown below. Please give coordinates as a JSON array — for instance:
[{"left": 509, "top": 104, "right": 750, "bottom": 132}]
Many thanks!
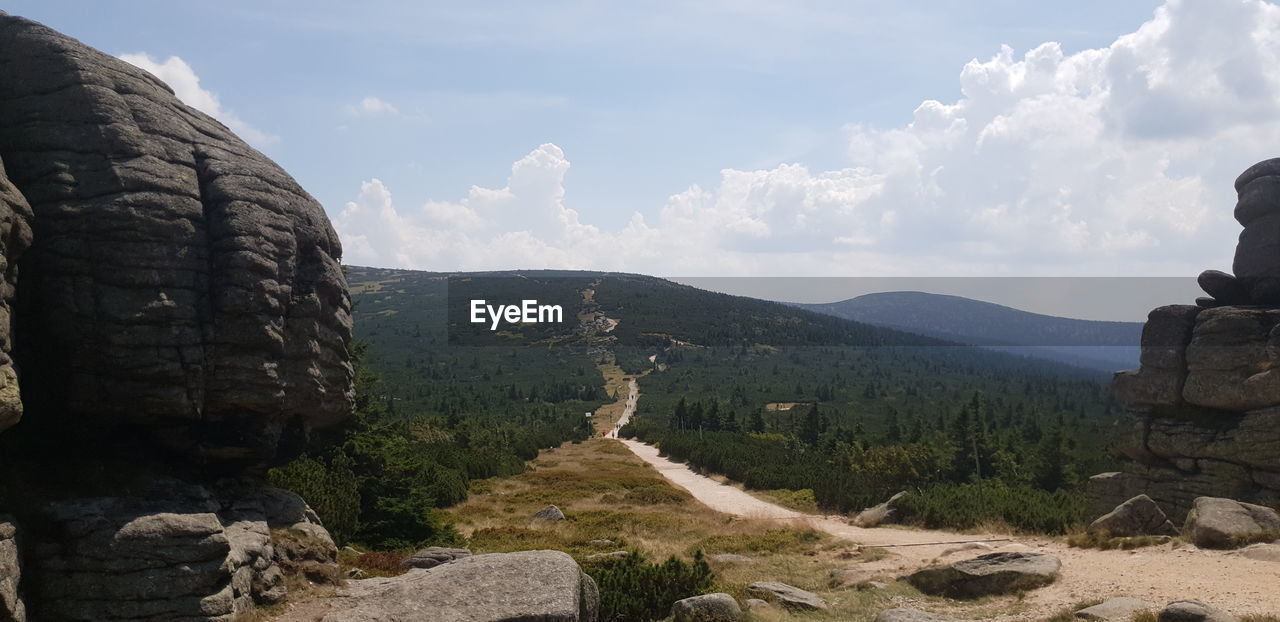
[{"left": 274, "top": 267, "right": 1121, "bottom": 551}]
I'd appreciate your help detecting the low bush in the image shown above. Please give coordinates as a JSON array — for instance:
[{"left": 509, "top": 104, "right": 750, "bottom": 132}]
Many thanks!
[
  {"left": 894, "top": 482, "right": 1084, "bottom": 534},
  {"left": 584, "top": 550, "right": 714, "bottom": 622}
]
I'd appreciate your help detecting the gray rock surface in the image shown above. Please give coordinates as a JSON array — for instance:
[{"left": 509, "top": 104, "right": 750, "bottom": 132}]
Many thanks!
[
  {"left": 402, "top": 546, "right": 472, "bottom": 569},
  {"left": 23, "top": 478, "right": 337, "bottom": 621},
  {"left": 0, "top": 516, "right": 24, "bottom": 622},
  {"left": 1234, "top": 542, "right": 1280, "bottom": 562},
  {"left": 745, "top": 581, "right": 827, "bottom": 611},
  {"left": 743, "top": 598, "right": 770, "bottom": 611},
  {"left": 1075, "top": 597, "right": 1152, "bottom": 620},
  {"left": 671, "top": 593, "right": 742, "bottom": 622},
  {"left": 1183, "top": 497, "right": 1280, "bottom": 549},
  {"left": 534, "top": 505, "right": 567, "bottom": 521},
  {"left": 0, "top": 160, "right": 30, "bottom": 436},
  {"left": 904, "top": 552, "right": 1060, "bottom": 599},
  {"left": 0, "top": 11, "right": 354, "bottom": 466},
  {"left": 1089, "top": 495, "right": 1179, "bottom": 537},
  {"left": 322, "top": 550, "right": 599, "bottom": 622},
  {"left": 1158, "top": 600, "right": 1238, "bottom": 622},
  {"left": 852, "top": 491, "right": 907, "bottom": 527},
  {"left": 874, "top": 609, "right": 958, "bottom": 622}
]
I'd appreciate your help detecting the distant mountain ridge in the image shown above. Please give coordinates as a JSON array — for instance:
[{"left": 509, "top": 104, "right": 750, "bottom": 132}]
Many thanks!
[{"left": 792, "top": 291, "right": 1143, "bottom": 372}]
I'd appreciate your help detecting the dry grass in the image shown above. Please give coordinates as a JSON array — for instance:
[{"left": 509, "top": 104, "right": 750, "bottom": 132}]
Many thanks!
[{"left": 446, "top": 437, "right": 976, "bottom": 620}]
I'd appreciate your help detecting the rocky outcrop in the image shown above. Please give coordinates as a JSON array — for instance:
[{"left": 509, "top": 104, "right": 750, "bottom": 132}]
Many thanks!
[
  {"left": 1182, "top": 497, "right": 1280, "bottom": 549},
  {"left": 0, "top": 11, "right": 353, "bottom": 468},
  {"left": 744, "top": 582, "right": 828, "bottom": 611},
  {"left": 534, "top": 504, "right": 567, "bottom": 521},
  {"left": 322, "top": 550, "right": 599, "bottom": 622},
  {"left": 0, "top": 516, "right": 23, "bottom": 622},
  {"left": 0, "top": 11, "right": 354, "bottom": 622},
  {"left": 671, "top": 593, "right": 743, "bottom": 622},
  {"left": 904, "top": 552, "right": 1060, "bottom": 599},
  {"left": 23, "top": 478, "right": 337, "bottom": 621},
  {"left": 1092, "top": 159, "right": 1280, "bottom": 521},
  {"left": 1089, "top": 494, "right": 1179, "bottom": 537}
]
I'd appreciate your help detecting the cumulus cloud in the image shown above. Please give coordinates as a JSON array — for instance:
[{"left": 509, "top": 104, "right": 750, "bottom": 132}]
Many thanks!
[
  {"left": 346, "top": 96, "right": 402, "bottom": 117},
  {"left": 118, "top": 53, "right": 280, "bottom": 147},
  {"left": 335, "top": 0, "right": 1280, "bottom": 277}
]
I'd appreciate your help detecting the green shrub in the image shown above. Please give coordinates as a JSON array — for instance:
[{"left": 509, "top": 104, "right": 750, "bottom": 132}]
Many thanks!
[
  {"left": 894, "top": 482, "right": 1084, "bottom": 534},
  {"left": 584, "top": 550, "right": 715, "bottom": 622}
]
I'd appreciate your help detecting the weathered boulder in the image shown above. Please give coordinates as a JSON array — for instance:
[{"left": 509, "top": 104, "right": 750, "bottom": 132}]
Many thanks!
[
  {"left": 743, "top": 598, "right": 770, "bottom": 611},
  {"left": 402, "top": 546, "right": 472, "bottom": 569},
  {"left": 1234, "top": 542, "right": 1280, "bottom": 562},
  {"left": 1183, "top": 497, "right": 1280, "bottom": 549},
  {"left": 1089, "top": 494, "right": 1179, "bottom": 537},
  {"left": 853, "top": 491, "right": 907, "bottom": 527},
  {"left": 745, "top": 581, "right": 827, "bottom": 611},
  {"left": 534, "top": 504, "right": 567, "bottom": 521},
  {"left": 1158, "top": 600, "right": 1238, "bottom": 622},
  {"left": 904, "top": 552, "right": 1060, "bottom": 599},
  {"left": 874, "top": 609, "right": 958, "bottom": 622},
  {"left": 0, "top": 11, "right": 354, "bottom": 467},
  {"left": 0, "top": 160, "right": 30, "bottom": 436},
  {"left": 1075, "top": 597, "right": 1152, "bottom": 620},
  {"left": 322, "top": 550, "right": 599, "bottom": 622},
  {"left": 23, "top": 478, "right": 337, "bottom": 621},
  {"left": 671, "top": 593, "right": 742, "bottom": 622},
  {"left": 0, "top": 516, "right": 24, "bottom": 622}
]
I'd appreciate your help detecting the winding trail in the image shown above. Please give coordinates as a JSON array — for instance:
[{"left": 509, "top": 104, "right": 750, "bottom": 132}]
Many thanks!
[{"left": 610, "top": 378, "right": 1280, "bottom": 618}]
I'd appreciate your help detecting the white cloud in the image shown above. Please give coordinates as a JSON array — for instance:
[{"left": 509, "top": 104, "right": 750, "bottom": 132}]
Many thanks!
[
  {"left": 118, "top": 53, "right": 280, "bottom": 148},
  {"left": 346, "top": 96, "right": 402, "bottom": 117},
  {"left": 335, "top": 0, "right": 1280, "bottom": 277}
]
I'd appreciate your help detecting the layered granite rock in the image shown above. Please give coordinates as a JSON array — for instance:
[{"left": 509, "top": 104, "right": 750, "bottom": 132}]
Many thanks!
[
  {"left": 0, "top": 11, "right": 354, "bottom": 621},
  {"left": 0, "top": 11, "right": 354, "bottom": 467},
  {"left": 1091, "top": 159, "right": 1280, "bottom": 522}
]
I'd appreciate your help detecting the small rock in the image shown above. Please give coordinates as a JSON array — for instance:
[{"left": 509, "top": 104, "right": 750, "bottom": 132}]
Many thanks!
[
  {"left": 533, "top": 505, "right": 567, "bottom": 521},
  {"left": 1075, "top": 597, "right": 1152, "bottom": 620},
  {"left": 940, "top": 542, "right": 993, "bottom": 556},
  {"left": 874, "top": 608, "right": 959, "bottom": 622},
  {"left": 746, "top": 581, "right": 828, "bottom": 611},
  {"left": 743, "top": 599, "right": 771, "bottom": 611},
  {"left": 853, "top": 491, "right": 908, "bottom": 527},
  {"left": 1090, "top": 495, "right": 1179, "bottom": 537},
  {"left": 401, "top": 546, "right": 472, "bottom": 569},
  {"left": 1183, "top": 497, "right": 1280, "bottom": 549},
  {"left": 865, "top": 581, "right": 889, "bottom": 590},
  {"left": 671, "top": 593, "right": 743, "bottom": 622},
  {"left": 1235, "top": 542, "right": 1280, "bottom": 562},
  {"left": 341, "top": 546, "right": 361, "bottom": 556},
  {"left": 904, "top": 552, "right": 1060, "bottom": 599},
  {"left": 1158, "top": 600, "right": 1238, "bottom": 622},
  {"left": 345, "top": 568, "right": 367, "bottom": 580},
  {"left": 584, "top": 551, "right": 629, "bottom": 561},
  {"left": 708, "top": 553, "right": 752, "bottom": 564}
]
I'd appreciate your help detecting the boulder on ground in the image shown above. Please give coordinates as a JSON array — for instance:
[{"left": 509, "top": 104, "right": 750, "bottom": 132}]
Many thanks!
[
  {"left": 671, "top": 593, "right": 742, "bottom": 622},
  {"left": 1234, "top": 542, "right": 1280, "bottom": 562},
  {"left": 875, "top": 609, "right": 958, "bottom": 622},
  {"left": 1158, "top": 600, "right": 1238, "bottom": 622},
  {"left": 1183, "top": 497, "right": 1280, "bottom": 549},
  {"left": 904, "top": 552, "right": 1060, "bottom": 599},
  {"left": 1075, "top": 597, "right": 1152, "bottom": 620},
  {"left": 534, "top": 505, "right": 567, "bottom": 521},
  {"left": 743, "top": 598, "right": 771, "bottom": 611},
  {"left": 745, "top": 581, "right": 828, "bottom": 611},
  {"left": 402, "top": 546, "right": 472, "bottom": 569},
  {"left": 323, "top": 550, "right": 599, "bottom": 622},
  {"left": 1090, "top": 495, "right": 1179, "bottom": 537},
  {"left": 853, "top": 491, "right": 907, "bottom": 527}
]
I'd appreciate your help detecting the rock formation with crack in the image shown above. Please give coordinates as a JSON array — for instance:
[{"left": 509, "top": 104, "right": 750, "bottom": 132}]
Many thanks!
[
  {"left": 1090, "top": 158, "right": 1280, "bottom": 522},
  {"left": 0, "top": 11, "right": 355, "bottom": 621}
]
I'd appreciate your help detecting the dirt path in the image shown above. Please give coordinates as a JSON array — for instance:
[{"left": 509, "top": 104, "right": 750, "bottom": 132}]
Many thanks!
[
  {"left": 604, "top": 378, "right": 637, "bottom": 439},
  {"left": 613, "top": 381, "right": 1280, "bottom": 618}
]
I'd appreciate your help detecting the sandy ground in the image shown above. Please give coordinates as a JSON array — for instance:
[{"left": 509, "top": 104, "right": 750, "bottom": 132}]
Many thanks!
[{"left": 615, "top": 381, "right": 1280, "bottom": 619}]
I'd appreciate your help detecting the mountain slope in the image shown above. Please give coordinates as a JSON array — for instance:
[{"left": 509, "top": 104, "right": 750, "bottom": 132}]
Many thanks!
[{"left": 793, "top": 291, "right": 1142, "bottom": 372}]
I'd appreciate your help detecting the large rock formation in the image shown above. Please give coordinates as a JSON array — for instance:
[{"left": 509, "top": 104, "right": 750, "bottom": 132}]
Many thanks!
[
  {"left": 0, "top": 11, "right": 354, "bottom": 621},
  {"left": 1092, "top": 159, "right": 1280, "bottom": 521}
]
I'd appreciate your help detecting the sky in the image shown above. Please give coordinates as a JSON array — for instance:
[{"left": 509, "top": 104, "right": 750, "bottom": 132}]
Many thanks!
[{"left": 8, "top": 1, "right": 1279, "bottom": 310}]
